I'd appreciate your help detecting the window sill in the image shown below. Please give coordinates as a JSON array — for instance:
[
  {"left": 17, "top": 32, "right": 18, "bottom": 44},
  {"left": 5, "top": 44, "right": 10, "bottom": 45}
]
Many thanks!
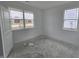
[
  {"left": 63, "top": 28, "right": 77, "bottom": 32},
  {"left": 12, "top": 28, "right": 33, "bottom": 32}
]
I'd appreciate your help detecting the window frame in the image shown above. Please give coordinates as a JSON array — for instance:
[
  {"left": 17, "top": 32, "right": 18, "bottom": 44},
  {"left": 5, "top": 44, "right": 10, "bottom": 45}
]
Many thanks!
[
  {"left": 63, "top": 8, "right": 79, "bottom": 31},
  {"left": 24, "top": 10, "right": 34, "bottom": 29},
  {"left": 9, "top": 8, "right": 24, "bottom": 30},
  {"left": 9, "top": 8, "right": 34, "bottom": 31}
]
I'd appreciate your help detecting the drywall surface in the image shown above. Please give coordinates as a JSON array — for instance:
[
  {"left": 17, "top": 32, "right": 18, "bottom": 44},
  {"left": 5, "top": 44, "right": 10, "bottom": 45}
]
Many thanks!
[
  {"left": 43, "top": 2, "right": 79, "bottom": 46},
  {"left": 0, "top": 1, "right": 43, "bottom": 43},
  {"left": 0, "top": 29, "right": 2, "bottom": 49},
  {"left": 12, "top": 8, "right": 43, "bottom": 43},
  {"left": 0, "top": 29, "right": 3, "bottom": 56}
]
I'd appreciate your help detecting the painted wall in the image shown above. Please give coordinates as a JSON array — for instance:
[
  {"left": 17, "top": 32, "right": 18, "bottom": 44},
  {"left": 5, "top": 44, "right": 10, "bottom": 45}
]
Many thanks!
[
  {"left": 0, "top": 1, "right": 43, "bottom": 43},
  {"left": 0, "top": 28, "right": 3, "bottom": 55},
  {"left": 12, "top": 9, "right": 43, "bottom": 43},
  {"left": 2, "top": 1, "right": 79, "bottom": 46},
  {"left": 0, "top": 6, "right": 13, "bottom": 57},
  {"left": 43, "top": 2, "right": 79, "bottom": 46},
  {"left": 0, "top": 11, "right": 1, "bottom": 47}
]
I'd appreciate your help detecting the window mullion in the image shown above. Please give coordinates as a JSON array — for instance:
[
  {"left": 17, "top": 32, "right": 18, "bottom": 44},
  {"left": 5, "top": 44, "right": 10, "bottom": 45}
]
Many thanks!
[{"left": 23, "top": 11, "right": 25, "bottom": 28}]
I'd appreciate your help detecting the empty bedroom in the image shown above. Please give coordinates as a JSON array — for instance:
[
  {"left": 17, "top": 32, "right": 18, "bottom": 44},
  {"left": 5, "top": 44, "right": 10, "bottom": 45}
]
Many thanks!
[{"left": 0, "top": 1, "right": 79, "bottom": 58}]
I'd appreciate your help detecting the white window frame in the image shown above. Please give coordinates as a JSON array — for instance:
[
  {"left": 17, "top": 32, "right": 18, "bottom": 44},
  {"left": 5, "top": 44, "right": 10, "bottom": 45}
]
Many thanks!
[
  {"left": 63, "top": 8, "right": 79, "bottom": 31},
  {"left": 9, "top": 8, "right": 24, "bottom": 30},
  {"left": 9, "top": 8, "right": 34, "bottom": 30},
  {"left": 24, "top": 11, "right": 34, "bottom": 29}
]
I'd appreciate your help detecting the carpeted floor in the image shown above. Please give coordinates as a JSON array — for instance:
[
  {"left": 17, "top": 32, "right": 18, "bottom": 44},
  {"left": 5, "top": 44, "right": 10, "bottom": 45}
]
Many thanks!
[{"left": 8, "top": 36, "right": 79, "bottom": 58}]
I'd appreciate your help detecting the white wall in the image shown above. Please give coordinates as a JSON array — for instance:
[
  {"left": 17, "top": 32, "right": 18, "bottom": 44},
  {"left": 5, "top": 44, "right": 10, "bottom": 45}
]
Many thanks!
[
  {"left": 0, "top": 28, "right": 3, "bottom": 53},
  {"left": 13, "top": 8, "right": 43, "bottom": 43},
  {"left": 43, "top": 2, "right": 79, "bottom": 46},
  {"left": 0, "top": 6, "right": 13, "bottom": 57},
  {"left": 1, "top": 1, "right": 79, "bottom": 46},
  {"left": 0, "top": 1, "right": 43, "bottom": 43}
]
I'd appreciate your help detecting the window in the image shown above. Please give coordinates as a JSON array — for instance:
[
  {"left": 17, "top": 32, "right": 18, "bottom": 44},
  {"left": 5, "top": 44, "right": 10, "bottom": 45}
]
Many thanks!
[
  {"left": 9, "top": 8, "right": 34, "bottom": 30},
  {"left": 24, "top": 12, "right": 34, "bottom": 28},
  {"left": 63, "top": 8, "right": 78, "bottom": 31},
  {"left": 10, "top": 9, "right": 24, "bottom": 30}
]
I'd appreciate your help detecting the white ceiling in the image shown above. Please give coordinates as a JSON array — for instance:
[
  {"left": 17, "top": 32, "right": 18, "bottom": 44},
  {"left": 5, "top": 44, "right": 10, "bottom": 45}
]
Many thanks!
[{"left": 21, "top": 1, "right": 71, "bottom": 9}]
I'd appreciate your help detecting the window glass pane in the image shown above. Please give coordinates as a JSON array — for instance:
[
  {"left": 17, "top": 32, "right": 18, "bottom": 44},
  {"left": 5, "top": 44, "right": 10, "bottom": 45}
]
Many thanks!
[
  {"left": 10, "top": 9, "right": 24, "bottom": 30},
  {"left": 64, "top": 20, "right": 77, "bottom": 29},
  {"left": 64, "top": 8, "right": 78, "bottom": 31},
  {"left": 24, "top": 12, "right": 34, "bottom": 28},
  {"left": 64, "top": 8, "right": 78, "bottom": 19},
  {"left": 10, "top": 10, "right": 23, "bottom": 19},
  {"left": 24, "top": 13, "right": 33, "bottom": 19}
]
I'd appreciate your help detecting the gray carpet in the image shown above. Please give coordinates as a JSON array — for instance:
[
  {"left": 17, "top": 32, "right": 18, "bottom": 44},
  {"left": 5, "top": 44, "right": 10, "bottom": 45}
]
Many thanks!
[{"left": 9, "top": 36, "right": 79, "bottom": 58}]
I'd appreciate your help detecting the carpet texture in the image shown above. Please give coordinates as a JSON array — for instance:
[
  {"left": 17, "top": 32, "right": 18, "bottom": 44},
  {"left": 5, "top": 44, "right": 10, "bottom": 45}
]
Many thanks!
[{"left": 9, "top": 36, "right": 79, "bottom": 58}]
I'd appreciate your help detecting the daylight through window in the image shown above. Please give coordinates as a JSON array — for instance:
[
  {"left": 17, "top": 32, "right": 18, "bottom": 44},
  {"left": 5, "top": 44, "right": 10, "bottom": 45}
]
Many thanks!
[
  {"left": 63, "top": 8, "right": 78, "bottom": 31},
  {"left": 24, "top": 12, "right": 34, "bottom": 28},
  {"left": 9, "top": 8, "right": 34, "bottom": 30}
]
